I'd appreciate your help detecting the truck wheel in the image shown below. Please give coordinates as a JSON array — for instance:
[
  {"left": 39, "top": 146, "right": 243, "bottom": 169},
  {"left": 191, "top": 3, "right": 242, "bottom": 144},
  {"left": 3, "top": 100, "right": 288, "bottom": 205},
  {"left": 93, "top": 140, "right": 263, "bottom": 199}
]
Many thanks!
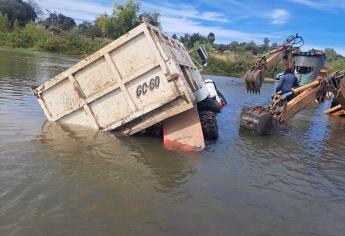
[
  {"left": 199, "top": 111, "right": 219, "bottom": 140},
  {"left": 197, "top": 98, "right": 221, "bottom": 113}
]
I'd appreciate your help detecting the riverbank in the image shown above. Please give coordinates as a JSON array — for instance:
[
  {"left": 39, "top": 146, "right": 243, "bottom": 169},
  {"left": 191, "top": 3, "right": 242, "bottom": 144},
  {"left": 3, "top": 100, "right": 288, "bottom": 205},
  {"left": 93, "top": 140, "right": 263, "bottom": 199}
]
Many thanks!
[{"left": 0, "top": 22, "right": 109, "bottom": 55}]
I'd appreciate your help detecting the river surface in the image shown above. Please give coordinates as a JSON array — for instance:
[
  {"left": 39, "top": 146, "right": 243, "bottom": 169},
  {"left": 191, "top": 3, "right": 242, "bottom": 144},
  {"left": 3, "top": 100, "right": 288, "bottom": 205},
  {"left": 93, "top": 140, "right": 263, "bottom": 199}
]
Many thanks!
[{"left": 0, "top": 48, "right": 345, "bottom": 236}]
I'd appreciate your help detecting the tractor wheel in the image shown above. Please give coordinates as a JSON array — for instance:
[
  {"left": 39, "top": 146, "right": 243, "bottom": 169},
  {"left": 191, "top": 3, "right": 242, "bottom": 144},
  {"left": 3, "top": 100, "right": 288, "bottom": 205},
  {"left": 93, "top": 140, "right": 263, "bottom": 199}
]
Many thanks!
[{"left": 199, "top": 111, "right": 219, "bottom": 140}]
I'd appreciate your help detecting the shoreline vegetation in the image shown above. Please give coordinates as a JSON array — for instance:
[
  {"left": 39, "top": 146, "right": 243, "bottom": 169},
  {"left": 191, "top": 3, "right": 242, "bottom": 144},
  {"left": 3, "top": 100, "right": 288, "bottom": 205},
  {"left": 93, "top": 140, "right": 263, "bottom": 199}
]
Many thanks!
[{"left": 1, "top": 0, "right": 345, "bottom": 78}]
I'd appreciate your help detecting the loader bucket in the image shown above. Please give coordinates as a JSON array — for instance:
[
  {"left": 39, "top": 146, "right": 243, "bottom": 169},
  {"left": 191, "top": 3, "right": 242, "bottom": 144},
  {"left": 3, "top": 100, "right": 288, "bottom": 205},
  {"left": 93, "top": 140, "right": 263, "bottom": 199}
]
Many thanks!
[
  {"left": 244, "top": 68, "right": 265, "bottom": 94},
  {"left": 240, "top": 106, "right": 273, "bottom": 135}
]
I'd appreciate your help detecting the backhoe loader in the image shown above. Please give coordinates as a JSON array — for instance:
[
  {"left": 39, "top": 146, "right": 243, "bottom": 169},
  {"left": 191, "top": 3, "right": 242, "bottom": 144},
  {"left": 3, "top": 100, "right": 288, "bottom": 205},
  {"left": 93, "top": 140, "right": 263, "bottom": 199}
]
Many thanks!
[{"left": 240, "top": 34, "right": 345, "bottom": 135}]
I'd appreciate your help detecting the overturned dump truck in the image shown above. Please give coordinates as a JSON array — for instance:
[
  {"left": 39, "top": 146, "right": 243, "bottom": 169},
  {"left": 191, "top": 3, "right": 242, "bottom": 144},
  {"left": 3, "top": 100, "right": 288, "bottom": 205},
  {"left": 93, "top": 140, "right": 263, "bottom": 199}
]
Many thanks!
[{"left": 31, "top": 21, "right": 225, "bottom": 151}]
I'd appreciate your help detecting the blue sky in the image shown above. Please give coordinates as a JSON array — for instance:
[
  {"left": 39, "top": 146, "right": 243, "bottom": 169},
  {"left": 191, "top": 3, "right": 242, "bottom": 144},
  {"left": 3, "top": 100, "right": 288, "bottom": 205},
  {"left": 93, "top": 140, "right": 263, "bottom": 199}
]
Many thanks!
[{"left": 37, "top": 0, "right": 345, "bottom": 55}]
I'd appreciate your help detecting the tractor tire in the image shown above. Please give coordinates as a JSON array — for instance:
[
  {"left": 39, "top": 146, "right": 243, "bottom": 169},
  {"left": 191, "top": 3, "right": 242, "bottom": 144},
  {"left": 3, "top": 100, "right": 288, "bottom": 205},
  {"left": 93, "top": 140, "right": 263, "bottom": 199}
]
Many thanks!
[{"left": 199, "top": 111, "right": 219, "bottom": 140}]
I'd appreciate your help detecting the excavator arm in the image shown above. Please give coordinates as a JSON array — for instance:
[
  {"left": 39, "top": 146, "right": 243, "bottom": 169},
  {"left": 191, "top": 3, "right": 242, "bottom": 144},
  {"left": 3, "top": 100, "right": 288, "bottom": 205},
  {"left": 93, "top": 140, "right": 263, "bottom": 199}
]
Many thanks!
[
  {"left": 323, "top": 71, "right": 345, "bottom": 120},
  {"left": 244, "top": 34, "right": 304, "bottom": 94},
  {"left": 240, "top": 71, "right": 345, "bottom": 135}
]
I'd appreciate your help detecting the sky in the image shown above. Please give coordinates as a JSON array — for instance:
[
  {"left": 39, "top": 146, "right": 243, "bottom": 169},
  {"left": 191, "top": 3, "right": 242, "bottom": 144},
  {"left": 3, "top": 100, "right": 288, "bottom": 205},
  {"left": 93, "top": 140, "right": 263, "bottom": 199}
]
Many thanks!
[{"left": 37, "top": 0, "right": 345, "bottom": 55}]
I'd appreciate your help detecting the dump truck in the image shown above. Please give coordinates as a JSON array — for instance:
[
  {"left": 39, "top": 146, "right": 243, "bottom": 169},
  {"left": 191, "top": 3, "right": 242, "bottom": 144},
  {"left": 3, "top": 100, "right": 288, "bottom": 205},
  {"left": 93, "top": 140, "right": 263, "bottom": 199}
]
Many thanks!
[{"left": 31, "top": 20, "right": 225, "bottom": 151}]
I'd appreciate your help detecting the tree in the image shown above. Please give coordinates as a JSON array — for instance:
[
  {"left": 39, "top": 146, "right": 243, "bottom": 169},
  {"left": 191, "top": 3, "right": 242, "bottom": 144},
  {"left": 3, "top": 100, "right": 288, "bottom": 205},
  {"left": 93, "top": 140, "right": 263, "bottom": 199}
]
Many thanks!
[
  {"left": 178, "top": 33, "right": 208, "bottom": 49},
  {"left": 324, "top": 48, "right": 338, "bottom": 61},
  {"left": 324, "top": 48, "right": 345, "bottom": 72},
  {"left": 191, "top": 33, "right": 207, "bottom": 45},
  {"left": 12, "top": 18, "right": 19, "bottom": 31},
  {"left": 262, "top": 37, "right": 270, "bottom": 52},
  {"left": 96, "top": 14, "right": 107, "bottom": 33},
  {"left": 43, "top": 12, "right": 76, "bottom": 31},
  {"left": 27, "top": 0, "right": 42, "bottom": 19},
  {"left": 85, "top": 25, "right": 102, "bottom": 38},
  {"left": 78, "top": 22, "right": 102, "bottom": 38},
  {"left": 0, "top": 12, "right": 9, "bottom": 31},
  {"left": 0, "top": 0, "right": 37, "bottom": 26},
  {"left": 78, "top": 21, "right": 91, "bottom": 33},
  {"left": 104, "top": 0, "right": 140, "bottom": 39},
  {"left": 228, "top": 41, "right": 239, "bottom": 51},
  {"left": 179, "top": 34, "right": 192, "bottom": 48},
  {"left": 139, "top": 12, "right": 160, "bottom": 27},
  {"left": 172, "top": 34, "right": 178, "bottom": 40},
  {"left": 215, "top": 44, "right": 228, "bottom": 53},
  {"left": 271, "top": 42, "right": 278, "bottom": 48},
  {"left": 103, "top": 0, "right": 160, "bottom": 39},
  {"left": 207, "top": 32, "right": 215, "bottom": 44}
]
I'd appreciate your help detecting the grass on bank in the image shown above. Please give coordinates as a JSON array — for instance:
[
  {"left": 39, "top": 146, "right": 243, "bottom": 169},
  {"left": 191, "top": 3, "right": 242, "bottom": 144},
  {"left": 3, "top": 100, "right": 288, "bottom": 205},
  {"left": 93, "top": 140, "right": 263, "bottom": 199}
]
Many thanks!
[{"left": 0, "top": 20, "right": 109, "bottom": 55}]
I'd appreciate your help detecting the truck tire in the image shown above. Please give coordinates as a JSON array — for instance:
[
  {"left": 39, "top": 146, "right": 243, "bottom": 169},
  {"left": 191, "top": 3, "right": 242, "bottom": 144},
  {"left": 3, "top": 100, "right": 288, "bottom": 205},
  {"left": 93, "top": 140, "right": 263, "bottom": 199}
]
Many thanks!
[
  {"left": 199, "top": 111, "right": 219, "bottom": 140},
  {"left": 197, "top": 98, "right": 221, "bottom": 113}
]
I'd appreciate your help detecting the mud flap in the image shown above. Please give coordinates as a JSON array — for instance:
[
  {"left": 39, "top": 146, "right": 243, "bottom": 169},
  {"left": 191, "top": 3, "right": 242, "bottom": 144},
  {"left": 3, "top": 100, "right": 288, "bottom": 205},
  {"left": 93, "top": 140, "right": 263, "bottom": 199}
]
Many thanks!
[{"left": 163, "top": 108, "right": 205, "bottom": 151}]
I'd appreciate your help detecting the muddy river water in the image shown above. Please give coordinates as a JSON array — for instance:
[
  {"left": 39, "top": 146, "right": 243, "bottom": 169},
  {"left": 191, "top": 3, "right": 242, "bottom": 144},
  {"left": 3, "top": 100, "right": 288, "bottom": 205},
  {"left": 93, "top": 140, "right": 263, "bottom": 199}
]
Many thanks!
[{"left": 0, "top": 48, "right": 345, "bottom": 236}]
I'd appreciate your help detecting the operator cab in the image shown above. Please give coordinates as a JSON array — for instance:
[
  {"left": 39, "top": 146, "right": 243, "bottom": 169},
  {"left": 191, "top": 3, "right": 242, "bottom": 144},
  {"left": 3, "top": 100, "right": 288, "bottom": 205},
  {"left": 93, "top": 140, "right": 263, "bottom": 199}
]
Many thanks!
[
  {"left": 274, "top": 50, "right": 326, "bottom": 85},
  {"left": 293, "top": 50, "right": 326, "bottom": 85}
]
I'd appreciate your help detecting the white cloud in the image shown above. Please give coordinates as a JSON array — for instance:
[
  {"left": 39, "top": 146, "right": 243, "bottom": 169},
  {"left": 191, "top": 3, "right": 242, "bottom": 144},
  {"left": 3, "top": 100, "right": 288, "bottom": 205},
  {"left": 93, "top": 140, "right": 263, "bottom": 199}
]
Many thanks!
[
  {"left": 288, "top": 0, "right": 345, "bottom": 10},
  {"left": 197, "top": 0, "right": 292, "bottom": 25},
  {"left": 38, "top": 0, "right": 112, "bottom": 22},
  {"left": 160, "top": 16, "right": 282, "bottom": 43},
  {"left": 142, "top": 2, "right": 229, "bottom": 23},
  {"left": 289, "top": 0, "right": 323, "bottom": 8},
  {"left": 271, "top": 9, "right": 291, "bottom": 24}
]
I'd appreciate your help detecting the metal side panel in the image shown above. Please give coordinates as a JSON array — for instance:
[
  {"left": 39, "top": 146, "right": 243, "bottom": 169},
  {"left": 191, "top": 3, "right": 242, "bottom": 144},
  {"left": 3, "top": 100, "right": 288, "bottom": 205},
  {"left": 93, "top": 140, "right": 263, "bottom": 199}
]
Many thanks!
[{"left": 32, "top": 22, "right": 198, "bottom": 133}]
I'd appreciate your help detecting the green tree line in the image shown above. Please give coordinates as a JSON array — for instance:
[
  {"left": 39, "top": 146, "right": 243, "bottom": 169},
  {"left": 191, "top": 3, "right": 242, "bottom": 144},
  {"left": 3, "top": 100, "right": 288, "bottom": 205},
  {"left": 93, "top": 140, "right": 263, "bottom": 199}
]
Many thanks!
[
  {"left": 0, "top": 0, "right": 159, "bottom": 55},
  {"left": 180, "top": 33, "right": 345, "bottom": 77}
]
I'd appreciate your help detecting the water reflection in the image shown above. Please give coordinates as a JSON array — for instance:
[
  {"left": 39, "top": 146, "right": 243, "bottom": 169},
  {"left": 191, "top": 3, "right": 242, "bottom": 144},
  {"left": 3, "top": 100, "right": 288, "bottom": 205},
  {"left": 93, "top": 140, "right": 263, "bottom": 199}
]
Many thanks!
[{"left": 37, "top": 121, "right": 200, "bottom": 192}]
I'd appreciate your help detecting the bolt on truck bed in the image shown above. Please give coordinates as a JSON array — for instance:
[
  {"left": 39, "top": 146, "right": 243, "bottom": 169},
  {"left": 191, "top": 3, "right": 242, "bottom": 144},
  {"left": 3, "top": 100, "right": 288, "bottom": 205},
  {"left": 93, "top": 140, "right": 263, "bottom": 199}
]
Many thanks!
[{"left": 31, "top": 21, "right": 210, "bottom": 150}]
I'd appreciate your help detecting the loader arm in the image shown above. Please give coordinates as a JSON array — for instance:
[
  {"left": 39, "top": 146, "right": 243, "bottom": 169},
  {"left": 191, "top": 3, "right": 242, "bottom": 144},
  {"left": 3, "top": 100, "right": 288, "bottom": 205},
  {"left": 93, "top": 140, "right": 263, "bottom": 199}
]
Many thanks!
[
  {"left": 274, "top": 71, "right": 345, "bottom": 123},
  {"left": 244, "top": 34, "right": 304, "bottom": 94},
  {"left": 240, "top": 71, "right": 345, "bottom": 135},
  {"left": 244, "top": 45, "right": 292, "bottom": 94},
  {"left": 274, "top": 80, "right": 323, "bottom": 123},
  {"left": 323, "top": 71, "right": 345, "bottom": 120}
]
